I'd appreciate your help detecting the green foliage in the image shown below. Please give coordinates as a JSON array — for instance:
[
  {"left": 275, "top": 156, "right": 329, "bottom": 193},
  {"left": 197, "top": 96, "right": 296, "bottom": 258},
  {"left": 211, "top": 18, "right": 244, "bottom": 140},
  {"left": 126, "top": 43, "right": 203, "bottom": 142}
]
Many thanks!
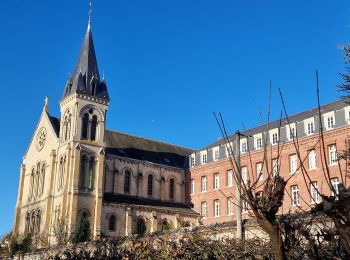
[
  {"left": 161, "top": 222, "right": 172, "bottom": 232},
  {"left": 72, "top": 217, "right": 91, "bottom": 244}
]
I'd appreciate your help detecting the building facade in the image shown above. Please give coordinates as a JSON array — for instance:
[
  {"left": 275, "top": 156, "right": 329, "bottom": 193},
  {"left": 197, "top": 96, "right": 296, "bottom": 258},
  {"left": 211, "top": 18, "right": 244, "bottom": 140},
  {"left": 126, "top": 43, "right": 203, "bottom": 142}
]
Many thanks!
[
  {"left": 189, "top": 101, "right": 350, "bottom": 225},
  {"left": 13, "top": 20, "right": 199, "bottom": 243}
]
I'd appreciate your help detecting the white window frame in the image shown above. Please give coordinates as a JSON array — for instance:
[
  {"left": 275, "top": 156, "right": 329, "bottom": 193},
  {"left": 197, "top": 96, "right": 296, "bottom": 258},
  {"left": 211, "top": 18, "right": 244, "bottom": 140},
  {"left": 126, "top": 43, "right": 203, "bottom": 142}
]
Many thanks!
[
  {"left": 310, "top": 182, "right": 319, "bottom": 204},
  {"left": 269, "top": 129, "right": 279, "bottom": 145},
  {"left": 254, "top": 134, "right": 262, "bottom": 150},
  {"left": 304, "top": 118, "right": 315, "bottom": 135},
  {"left": 241, "top": 139, "right": 248, "bottom": 153},
  {"left": 291, "top": 185, "right": 300, "bottom": 206},
  {"left": 323, "top": 111, "right": 335, "bottom": 130},
  {"left": 191, "top": 155, "right": 195, "bottom": 167},
  {"left": 225, "top": 142, "right": 234, "bottom": 157},
  {"left": 242, "top": 166, "right": 248, "bottom": 183},
  {"left": 214, "top": 173, "right": 220, "bottom": 190},
  {"left": 213, "top": 147, "right": 220, "bottom": 161},
  {"left": 290, "top": 154, "right": 297, "bottom": 174},
  {"left": 286, "top": 123, "right": 296, "bottom": 141},
  {"left": 345, "top": 106, "right": 350, "bottom": 124},
  {"left": 308, "top": 149, "right": 317, "bottom": 170},
  {"left": 201, "top": 201, "right": 207, "bottom": 218},
  {"left": 201, "top": 151, "right": 207, "bottom": 164},
  {"left": 256, "top": 162, "right": 263, "bottom": 180},
  {"left": 190, "top": 179, "right": 194, "bottom": 195},
  {"left": 227, "top": 197, "right": 234, "bottom": 215},
  {"left": 201, "top": 176, "right": 207, "bottom": 192},
  {"left": 214, "top": 199, "right": 220, "bottom": 217},
  {"left": 328, "top": 144, "right": 337, "bottom": 165},
  {"left": 331, "top": 177, "right": 340, "bottom": 196},
  {"left": 243, "top": 200, "right": 249, "bottom": 213},
  {"left": 227, "top": 170, "right": 233, "bottom": 187}
]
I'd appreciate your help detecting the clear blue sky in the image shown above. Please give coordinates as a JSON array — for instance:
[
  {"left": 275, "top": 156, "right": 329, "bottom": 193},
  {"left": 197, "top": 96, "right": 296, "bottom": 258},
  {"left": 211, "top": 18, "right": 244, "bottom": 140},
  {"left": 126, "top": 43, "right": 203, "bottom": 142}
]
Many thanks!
[{"left": 0, "top": 0, "right": 349, "bottom": 235}]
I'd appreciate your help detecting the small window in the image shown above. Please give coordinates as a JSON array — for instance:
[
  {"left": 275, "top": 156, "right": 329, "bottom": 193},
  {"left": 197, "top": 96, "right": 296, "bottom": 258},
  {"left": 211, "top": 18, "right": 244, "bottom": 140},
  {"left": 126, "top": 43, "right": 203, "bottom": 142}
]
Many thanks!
[
  {"left": 124, "top": 170, "right": 131, "bottom": 193},
  {"left": 227, "top": 170, "right": 233, "bottom": 187},
  {"left": 255, "top": 137, "right": 262, "bottom": 149},
  {"left": 326, "top": 116, "right": 334, "bottom": 130},
  {"left": 202, "top": 153, "right": 207, "bottom": 164},
  {"left": 201, "top": 176, "right": 207, "bottom": 192},
  {"left": 328, "top": 144, "right": 337, "bottom": 165},
  {"left": 82, "top": 113, "right": 89, "bottom": 139},
  {"left": 147, "top": 174, "right": 153, "bottom": 196},
  {"left": 241, "top": 140, "right": 248, "bottom": 153},
  {"left": 241, "top": 166, "right": 248, "bottom": 183},
  {"left": 308, "top": 150, "right": 317, "bottom": 170},
  {"left": 214, "top": 173, "right": 220, "bottom": 189},
  {"left": 227, "top": 197, "right": 234, "bottom": 215},
  {"left": 201, "top": 201, "right": 207, "bottom": 218},
  {"left": 331, "top": 177, "right": 340, "bottom": 196},
  {"left": 191, "top": 156, "right": 195, "bottom": 167},
  {"left": 307, "top": 121, "right": 314, "bottom": 135},
  {"left": 169, "top": 178, "right": 175, "bottom": 200},
  {"left": 109, "top": 215, "right": 116, "bottom": 231},
  {"left": 256, "top": 163, "right": 263, "bottom": 180},
  {"left": 310, "top": 182, "right": 319, "bottom": 204},
  {"left": 289, "top": 127, "right": 296, "bottom": 140},
  {"left": 290, "top": 154, "right": 297, "bottom": 174},
  {"left": 291, "top": 185, "right": 300, "bottom": 206},
  {"left": 272, "top": 132, "right": 278, "bottom": 145},
  {"left": 214, "top": 149, "right": 220, "bottom": 161},
  {"left": 214, "top": 199, "right": 220, "bottom": 217},
  {"left": 90, "top": 115, "right": 98, "bottom": 140}
]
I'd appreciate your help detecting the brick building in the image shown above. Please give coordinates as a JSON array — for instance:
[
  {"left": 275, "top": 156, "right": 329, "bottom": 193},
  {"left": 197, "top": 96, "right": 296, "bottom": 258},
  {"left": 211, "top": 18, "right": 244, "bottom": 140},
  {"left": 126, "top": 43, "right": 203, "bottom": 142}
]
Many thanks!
[{"left": 189, "top": 100, "right": 349, "bottom": 225}]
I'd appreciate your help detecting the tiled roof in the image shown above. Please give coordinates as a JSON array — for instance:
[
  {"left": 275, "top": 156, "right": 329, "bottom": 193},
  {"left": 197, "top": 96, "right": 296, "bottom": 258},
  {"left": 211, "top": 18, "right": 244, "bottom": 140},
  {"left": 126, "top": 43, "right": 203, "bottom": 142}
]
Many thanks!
[{"left": 105, "top": 130, "right": 194, "bottom": 168}]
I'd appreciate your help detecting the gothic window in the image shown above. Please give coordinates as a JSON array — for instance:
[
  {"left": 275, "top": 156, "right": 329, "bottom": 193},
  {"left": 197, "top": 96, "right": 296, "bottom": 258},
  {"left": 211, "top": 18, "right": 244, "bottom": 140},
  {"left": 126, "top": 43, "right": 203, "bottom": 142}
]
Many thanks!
[
  {"left": 169, "top": 178, "right": 175, "bottom": 200},
  {"left": 29, "top": 169, "right": 35, "bottom": 199},
  {"left": 124, "top": 170, "right": 131, "bottom": 193},
  {"left": 25, "top": 212, "right": 30, "bottom": 233},
  {"left": 35, "top": 163, "right": 40, "bottom": 198},
  {"left": 63, "top": 112, "right": 72, "bottom": 142},
  {"left": 108, "top": 215, "right": 116, "bottom": 231},
  {"left": 147, "top": 174, "right": 153, "bottom": 196},
  {"left": 91, "top": 115, "right": 97, "bottom": 141},
  {"left": 40, "top": 164, "right": 45, "bottom": 195},
  {"left": 57, "top": 157, "right": 65, "bottom": 191},
  {"left": 79, "top": 155, "right": 95, "bottom": 191},
  {"left": 82, "top": 113, "right": 89, "bottom": 139},
  {"left": 36, "top": 210, "right": 41, "bottom": 234},
  {"left": 88, "top": 157, "right": 95, "bottom": 190},
  {"left": 81, "top": 108, "right": 100, "bottom": 141},
  {"left": 80, "top": 155, "right": 88, "bottom": 189},
  {"left": 31, "top": 211, "right": 36, "bottom": 234}
]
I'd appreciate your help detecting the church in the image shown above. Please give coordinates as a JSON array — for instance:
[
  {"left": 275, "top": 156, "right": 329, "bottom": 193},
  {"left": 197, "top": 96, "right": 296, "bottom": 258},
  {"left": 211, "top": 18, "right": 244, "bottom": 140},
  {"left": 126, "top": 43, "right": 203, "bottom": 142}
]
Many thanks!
[{"left": 12, "top": 17, "right": 200, "bottom": 242}]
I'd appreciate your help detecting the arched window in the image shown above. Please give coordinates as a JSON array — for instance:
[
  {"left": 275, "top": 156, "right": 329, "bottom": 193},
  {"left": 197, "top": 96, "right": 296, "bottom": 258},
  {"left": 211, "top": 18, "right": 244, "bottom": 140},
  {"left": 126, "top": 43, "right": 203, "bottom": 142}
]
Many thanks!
[
  {"left": 29, "top": 169, "right": 35, "bottom": 199},
  {"left": 169, "top": 178, "right": 175, "bottom": 200},
  {"left": 147, "top": 174, "right": 153, "bottom": 196},
  {"left": 80, "top": 155, "right": 88, "bottom": 189},
  {"left": 87, "top": 157, "right": 95, "bottom": 190},
  {"left": 63, "top": 113, "right": 72, "bottom": 141},
  {"left": 82, "top": 113, "right": 89, "bottom": 139},
  {"left": 25, "top": 212, "right": 30, "bottom": 233},
  {"left": 57, "top": 157, "right": 65, "bottom": 191},
  {"left": 136, "top": 218, "right": 146, "bottom": 235},
  {"left": 108, "top": 215, "right": 116, "bottom": 231},
  {"left": 31, "top": 212, "right": 36, "bottom": 234},
  {"left": 40, "top": 164, "right": 46, "bottom": 195},
  {"left": 91, "top": 115, "right": 97, "bottom": 141},
  {"left": 35, "top": 163, "right": 40, "bottom": 198},
  {"left": 124, "top": 170, "right": 131, "bottom": 193},
  {"left": 36, "top": 210, "right": 41, "bottom": 234}
]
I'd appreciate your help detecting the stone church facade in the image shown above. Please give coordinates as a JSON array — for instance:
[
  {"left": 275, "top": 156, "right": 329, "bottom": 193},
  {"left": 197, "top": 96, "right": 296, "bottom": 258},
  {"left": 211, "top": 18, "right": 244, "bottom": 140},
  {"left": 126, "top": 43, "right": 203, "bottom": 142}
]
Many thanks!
[{"left": 13, "top": 20, "right": 199, "bottom": 242}]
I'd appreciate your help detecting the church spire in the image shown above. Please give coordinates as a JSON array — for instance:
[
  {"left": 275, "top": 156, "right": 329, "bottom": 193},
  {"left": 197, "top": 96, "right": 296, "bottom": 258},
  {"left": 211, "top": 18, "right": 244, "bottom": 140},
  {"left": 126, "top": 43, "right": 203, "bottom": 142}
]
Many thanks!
[{"left": 62, "top": 1, "right": 109, "bottom": 101}]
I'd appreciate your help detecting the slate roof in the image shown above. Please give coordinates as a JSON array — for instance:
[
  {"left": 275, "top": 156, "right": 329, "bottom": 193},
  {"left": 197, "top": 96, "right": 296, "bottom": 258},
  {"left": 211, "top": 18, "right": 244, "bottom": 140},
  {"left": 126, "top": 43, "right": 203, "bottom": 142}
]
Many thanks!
[
  {"left": 104, "top": 130, "right": 194, "bottom": 168},
  {"left": 104, "top": 193, "right": 198, "bottom": 215},
  {"left": 202, "top": 99, "right": 349, "bottom": 150},
  {"left": 62, "top": 23, "right": 109, "bottom": 100},
  {"left": 48, "top": 116, "right": 60, "bottom": 137}
]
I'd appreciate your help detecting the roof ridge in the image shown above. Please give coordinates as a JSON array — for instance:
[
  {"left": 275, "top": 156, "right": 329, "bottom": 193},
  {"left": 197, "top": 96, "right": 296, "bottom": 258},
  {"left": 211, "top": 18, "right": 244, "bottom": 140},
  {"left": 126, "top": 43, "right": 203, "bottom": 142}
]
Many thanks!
[{"left": 105, "top": 129, "right": 194, "bottom": 152}]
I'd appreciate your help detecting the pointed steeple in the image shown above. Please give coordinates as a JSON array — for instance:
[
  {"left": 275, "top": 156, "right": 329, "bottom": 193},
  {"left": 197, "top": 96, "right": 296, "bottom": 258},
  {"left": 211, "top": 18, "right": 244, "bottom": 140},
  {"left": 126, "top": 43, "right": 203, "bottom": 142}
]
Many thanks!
[{"left": 62, "top": 19, "right": 109, "bottom": 100}]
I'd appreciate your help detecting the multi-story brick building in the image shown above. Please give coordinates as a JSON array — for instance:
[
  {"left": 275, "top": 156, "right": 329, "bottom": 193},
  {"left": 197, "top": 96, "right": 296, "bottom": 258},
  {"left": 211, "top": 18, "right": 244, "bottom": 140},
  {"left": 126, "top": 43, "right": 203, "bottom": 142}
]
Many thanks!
[{"left": 189, "top": 100, "right": 349, "bottom": 225}]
